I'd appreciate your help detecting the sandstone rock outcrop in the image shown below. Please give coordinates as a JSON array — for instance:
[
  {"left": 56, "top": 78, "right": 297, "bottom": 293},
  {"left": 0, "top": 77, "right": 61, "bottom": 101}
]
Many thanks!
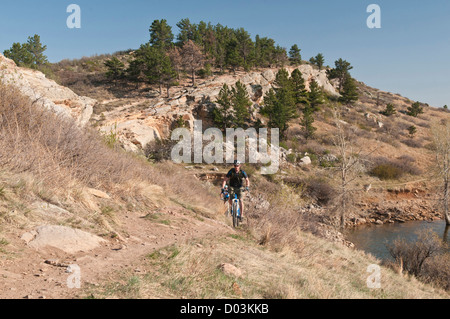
[
  {"left": 95, "top": 64, "right": 338, "bottom": 153},
  {"left": 0, "top": 54, "right": 95, "bottom": 127}
]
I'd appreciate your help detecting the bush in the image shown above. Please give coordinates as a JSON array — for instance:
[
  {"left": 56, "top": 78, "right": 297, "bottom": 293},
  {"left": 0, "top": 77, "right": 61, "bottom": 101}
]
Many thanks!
[
  {"left": 285, "top": 177, "right": 335, "bottom": 205},
  {"left": 144, "top": 138, "right": 177, "bottom": 162},
  {"left": 307, "top": 179, "right": 335, "bottom": 205},
  {"left": 369, "top": 156, "right": 422, "bottom": 179},
  {"left": 401, "top": 138, "right": 423, "bottom": 148},
  {"left": 370, "top": 164, "right": 403, "bottom": 180},
  {"left": 421, "top": 253, "right": 450, "bottom": 291},
  {"left": 386, "top": 229, "right": 443, "bottom": 277}
]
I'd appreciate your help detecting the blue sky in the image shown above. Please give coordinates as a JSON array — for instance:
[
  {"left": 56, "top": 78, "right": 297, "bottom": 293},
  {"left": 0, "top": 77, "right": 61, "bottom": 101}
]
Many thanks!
[{"left": 1, "top": 0, "right": 449, "bottom": 107}]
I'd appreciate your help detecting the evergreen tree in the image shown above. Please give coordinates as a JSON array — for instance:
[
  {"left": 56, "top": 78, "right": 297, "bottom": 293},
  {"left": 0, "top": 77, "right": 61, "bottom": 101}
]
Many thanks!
[
  {"left": 4, "top": 34, "right": 48, "bottom": 69},
  {"left": 213, "top": 84, "right": 234, "bottom": 130},
  {"left": 301, "top": 104, "right": 317, "bottom": 140},
  {"left": 408, "top": 125, "right": 417, "bottom": 138},
  {"left": 261, "top": 69, "right": 298, "bottom": 137},
  {"left": 225, "top": 37, "right": 243, "bottom": 74},
  {"left": 213, "top": 82, "right": 252, "bottom": 129},
  {"left": 290, "top": 68, "right": 308, "bottom": 105},
  {"left": 176, "top": 18, "right": 196, "bottom": 45},
  {"left": 407, "top": 101, "right": 424, "bottom": 117},
  {"left": 310, "top": 53, "right": 325, "bottom": 70},
  {"left": 289, "top": 44, "right": 302, "bottom": 65},
  {"left": 235, "top": 28, "right": 254, "bottom": 70},
  {"left": 274, "top": 68, "right": 292, "bottom": 89},
  {"left": 3, "top": 42, "right": 33, "bottom": 67},
  {"left": 149, "top": 19, "right": 174, "bottom": 50},
  {"left": 308, "top": 79, "right": 325, "bottom": 111},
  {"left": 26, "top": 34, "right": 48, "bottom": 67},
  {"left": 273, "top": 45, "right": 288, "bottom": 67},
  {"left": 339, "top": 76, "right": 359, "bottom": 105},
  {"left": 255, "top": 36, "right": 276, "bottom": 68},
  {"left": 327, "top": 58, "right": 353, "bottom": 93},
  {"left": 133, "top": 44, "right": 176, "bottom": 95},
  {"left": 104, "top": 57, "right": 125, "bottom": 84},
  {"left": 382, "top": 103, "right": 397, "bottom": 116},
  {"left": 231, "top": 81, "right": 252, "bottom": 128}
]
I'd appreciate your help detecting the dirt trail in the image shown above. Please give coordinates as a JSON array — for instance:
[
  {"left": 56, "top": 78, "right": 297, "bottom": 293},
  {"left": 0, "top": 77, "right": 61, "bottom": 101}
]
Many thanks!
[{"left": 0, "top": 206, "right": 233, "bottom": 299}]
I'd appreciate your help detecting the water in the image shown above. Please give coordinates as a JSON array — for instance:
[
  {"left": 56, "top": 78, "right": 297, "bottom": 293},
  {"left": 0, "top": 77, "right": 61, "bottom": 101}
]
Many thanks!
[{"left": 345, "top": 220, "right": 449, "bottom": 261}]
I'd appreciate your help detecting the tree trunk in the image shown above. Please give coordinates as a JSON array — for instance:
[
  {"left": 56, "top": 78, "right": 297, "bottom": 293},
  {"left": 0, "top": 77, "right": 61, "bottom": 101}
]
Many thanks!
[{"left": 444, "top": 179, "right": 449, "bottom": 225}]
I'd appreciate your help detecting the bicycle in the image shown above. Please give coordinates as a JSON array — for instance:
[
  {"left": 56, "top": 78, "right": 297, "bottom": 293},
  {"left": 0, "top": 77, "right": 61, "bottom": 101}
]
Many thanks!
[
  {"left": 231, "top": 193, "right": 241, "bottom": 228},
  {"left": 230, "top": 188, "right": 248, "bottom": 228}
]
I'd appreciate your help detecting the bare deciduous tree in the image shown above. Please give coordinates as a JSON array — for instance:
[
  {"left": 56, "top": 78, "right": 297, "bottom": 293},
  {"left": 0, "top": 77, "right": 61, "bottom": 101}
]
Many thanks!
[
  {"left": 181, "top": 40, "right": 204, "bottom": 87},
  {"left": 331, "top": 108, "right": 376, "bottom": 229},
  {"left": 167, "top": 46, "right": 182, "bottom": 81},
  {"left": 431, "top": 120, "right": 450, "bottom": 225}
]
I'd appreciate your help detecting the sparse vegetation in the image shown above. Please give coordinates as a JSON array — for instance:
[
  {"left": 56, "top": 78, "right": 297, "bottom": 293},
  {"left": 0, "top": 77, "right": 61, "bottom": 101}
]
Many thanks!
[
  {"left": 386, "top": 229, "right": 448, "bottom": 290},
  {"left": 2, "top": 16, "right": 450, "bottom": 300}
]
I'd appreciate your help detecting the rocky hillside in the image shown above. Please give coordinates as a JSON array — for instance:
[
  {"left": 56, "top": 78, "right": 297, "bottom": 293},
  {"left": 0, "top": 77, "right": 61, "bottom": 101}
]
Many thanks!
[
  {"left": 0, "top": 52, "right": 449, "bottom": 299},
  {"left": 89, "top": 64, "right": 339, "bottom": 153},
  {"left": 0, "top": 54, "right": 95, "bottom": 127}
]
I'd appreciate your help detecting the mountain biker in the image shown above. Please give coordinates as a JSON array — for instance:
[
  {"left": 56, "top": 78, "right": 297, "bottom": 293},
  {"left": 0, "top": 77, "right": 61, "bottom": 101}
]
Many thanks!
[{"left": 221, "top": 160, "right": 250, "bottom": 220}]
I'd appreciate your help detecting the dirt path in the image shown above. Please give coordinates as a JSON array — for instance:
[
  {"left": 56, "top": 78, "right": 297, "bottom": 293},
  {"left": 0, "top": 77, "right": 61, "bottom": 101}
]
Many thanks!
[{"left": 0, "top": 206, "right": 233, "bottom": 299}]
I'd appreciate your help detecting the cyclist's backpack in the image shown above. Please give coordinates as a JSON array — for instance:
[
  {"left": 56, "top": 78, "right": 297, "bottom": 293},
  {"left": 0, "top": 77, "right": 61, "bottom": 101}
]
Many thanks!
[{"left": 227, "top": 168, "right": 248, "bottom": 188}]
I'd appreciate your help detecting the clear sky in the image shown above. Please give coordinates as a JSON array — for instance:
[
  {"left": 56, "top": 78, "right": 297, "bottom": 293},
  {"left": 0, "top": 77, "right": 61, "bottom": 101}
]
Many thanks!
[{"left": 1, "top": 0, "right": 449, "bottom": 107}]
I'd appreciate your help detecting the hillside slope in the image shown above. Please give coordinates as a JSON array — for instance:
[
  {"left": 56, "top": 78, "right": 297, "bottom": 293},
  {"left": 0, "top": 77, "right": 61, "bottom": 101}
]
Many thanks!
[{"left": 0, "top": 53, "right": 448, "bottom": 299}]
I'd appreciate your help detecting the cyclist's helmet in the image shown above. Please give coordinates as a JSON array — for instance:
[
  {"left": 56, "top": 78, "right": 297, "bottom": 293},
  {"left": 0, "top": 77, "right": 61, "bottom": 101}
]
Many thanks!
[{"left": 234, "top": 160, "right": 241, "bottom": 166}]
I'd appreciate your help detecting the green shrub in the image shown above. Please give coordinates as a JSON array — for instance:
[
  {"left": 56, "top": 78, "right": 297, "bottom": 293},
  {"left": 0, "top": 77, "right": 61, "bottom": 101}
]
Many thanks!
[{"left": 370, "top": 164, "right": 403, "bottom": 180}]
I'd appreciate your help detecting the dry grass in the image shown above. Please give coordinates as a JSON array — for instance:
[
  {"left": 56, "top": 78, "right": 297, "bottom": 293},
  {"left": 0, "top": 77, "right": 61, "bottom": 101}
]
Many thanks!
[
  {"left": 86, "top": 232, "right": 449, "bottom": 299},
  {"left": 0, "top": 82, "right": 221, "bottom": 229}
]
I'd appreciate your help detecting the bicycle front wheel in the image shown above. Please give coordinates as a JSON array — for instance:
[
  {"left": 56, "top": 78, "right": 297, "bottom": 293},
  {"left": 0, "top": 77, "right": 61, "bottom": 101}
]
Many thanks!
[{"left": 232, "top": 201, "right": 239, "bottom": 228}]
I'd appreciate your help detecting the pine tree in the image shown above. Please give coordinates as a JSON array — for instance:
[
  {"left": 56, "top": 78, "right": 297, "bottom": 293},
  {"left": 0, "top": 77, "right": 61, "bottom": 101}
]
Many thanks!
[
  {"left": 407, "top": 101, "right": 424, "bottom": 117},
  {"left": 176, "top": 18, "right": 196, "bottom": 45},
  {"left": 213, "top": 84, "right": 234, "bottom": 130},
  {"left": 310, "top": 53, "right": 325, "bottom": 70},
  {"left": 382, "top": 103, "right": 397, "bottom": 116},
  {"left": 4, "top": 34, "right": 48, "bottom": 69},
  {"left": 231, "top": 81, "right": 252, "bottom": 128},
  {"left": 225, "top": 37, "right": 243, "bottom": 74},
  {"left": 261, "top": 69, "right": 298, "bottom": 137},
  {"left": 408, "top": 125, "right": 417, "bottom": 138},
  {"left": 339, "top": 76, "right": 359, "bottom": 105},
  {"left": 104, "top": 57, "right": 125, "bottom": 85},
  {"left": 3, "top": 42, "right": 33, "bottom": 67},
  {"left": 301, "top": 104, "right": 317, "bottom": 140},
  {"left": 308, "top": 79, "right": 325, "bottom": 111},
  {"left": 289, "top": 44, "right": 302, "bottom": 65},
  {"left": 26, "top": 34, "right": 48, "bottom": 67},
  {"left": 149, "top": 19, "right": 174, "bottom": 50},
  {"left": 235, "top": 28, "right": 254, "bottom": 70},
  {"left": 290, "top": 69, "right": 308, "bottom": 105},
  {"left": 133, "top": 44, "right": 176, "bottom": 95},
  {"left": 327, "top": 58, "right": 353, "bottom": 93}
]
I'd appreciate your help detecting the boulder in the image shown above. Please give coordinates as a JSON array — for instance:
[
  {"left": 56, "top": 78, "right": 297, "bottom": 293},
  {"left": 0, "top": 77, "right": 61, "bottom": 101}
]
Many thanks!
[
  {"left": 299, "top": 156, "right": 312, "bottom": 166},
  {"left": 24, "top": 225, "right": 107, "bottom": 254},
  {"left": 219, "top": 263, "right": 243, "bottom": 278}
]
